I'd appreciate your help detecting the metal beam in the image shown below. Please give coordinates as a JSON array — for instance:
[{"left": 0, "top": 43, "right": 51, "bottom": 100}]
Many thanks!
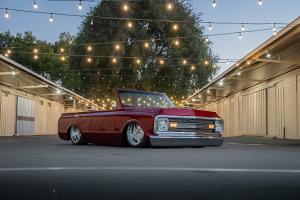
[
  {"left": 43, "top": 93, "right": 66, "bottom": 96},
  {"left": 228, "top": 77, "right": 264, "bottom": 83},
  {"left": 17, "top": 84, "right": 49, "bottom": 89},
  {"left": 256, "top": 58, "right": 300, "bottom": 65}
]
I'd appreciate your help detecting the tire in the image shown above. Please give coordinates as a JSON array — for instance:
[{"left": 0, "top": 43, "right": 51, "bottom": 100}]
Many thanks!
[
  {"left": 69, "top": 126, "right": 86, "bottom": 145},
  {"left": 126, "top": 123, "right": 147, "bottom": 147}
]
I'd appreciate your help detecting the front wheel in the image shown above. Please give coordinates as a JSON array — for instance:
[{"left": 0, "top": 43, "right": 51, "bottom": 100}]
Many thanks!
[
  {"left": 126, "top": 123, "right": 147, "bottom": 147},
  {"left": 69, "top": 126, "right": 86, "bottom": 145}
]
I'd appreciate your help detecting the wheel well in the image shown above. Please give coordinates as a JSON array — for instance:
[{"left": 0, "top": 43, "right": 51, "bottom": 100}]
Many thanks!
[{"left": 121, "top": 123, "right": 131, "bottom": 146}]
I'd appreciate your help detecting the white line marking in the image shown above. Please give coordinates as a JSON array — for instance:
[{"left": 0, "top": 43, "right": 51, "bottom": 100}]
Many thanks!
[
  {"left": 227, "top": 142, "right": 264, "bottom": 146},
  {"left": 0, "top": 167, "right": 300, "bottom": 173}
]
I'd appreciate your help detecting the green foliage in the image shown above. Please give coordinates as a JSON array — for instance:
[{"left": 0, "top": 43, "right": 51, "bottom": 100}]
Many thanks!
[
  {"left": 0, "top": 31, "right": 80, "bottom": 89},
  {"left": 70, "top": 0, "right": 218, "bottom": 99}
]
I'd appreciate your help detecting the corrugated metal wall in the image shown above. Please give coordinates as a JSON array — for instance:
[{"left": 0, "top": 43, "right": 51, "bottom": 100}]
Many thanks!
[
  {"left": 198, "top": 68, "right": 300, "bottom": 139},
  {"left": 0, "top": 91, "right": 16, "bottom": 136},
  {"left": 0, "top": 84, "right": 84, "bottom": 136}
]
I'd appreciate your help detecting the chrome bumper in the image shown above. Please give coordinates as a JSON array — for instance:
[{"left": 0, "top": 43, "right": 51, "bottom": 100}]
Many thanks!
[{"left": 149, "top": 134, "right": 223, "bottom": 147}]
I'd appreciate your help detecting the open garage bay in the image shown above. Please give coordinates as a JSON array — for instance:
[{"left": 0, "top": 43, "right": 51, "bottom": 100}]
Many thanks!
[{"left": 0, "top": 136, "right": 300, "bottom": 200}]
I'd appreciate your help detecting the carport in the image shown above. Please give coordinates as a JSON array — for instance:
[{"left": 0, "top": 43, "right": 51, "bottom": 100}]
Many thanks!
[
  {"left": 185, "top": 17, "right": 300, "bottom": 139},
  {"left": 0, "top": 55, "right": 100, "bottom": 136}
]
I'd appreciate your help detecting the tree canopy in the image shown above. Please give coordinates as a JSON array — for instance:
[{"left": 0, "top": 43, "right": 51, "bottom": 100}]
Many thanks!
[{"left": 70, "top": 0, "right": 218, "bottom": 102}]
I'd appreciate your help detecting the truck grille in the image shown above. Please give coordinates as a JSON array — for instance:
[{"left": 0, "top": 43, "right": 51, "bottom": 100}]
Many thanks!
[{"left": 168, "top": 117, "right": 215, "bottom": 134}]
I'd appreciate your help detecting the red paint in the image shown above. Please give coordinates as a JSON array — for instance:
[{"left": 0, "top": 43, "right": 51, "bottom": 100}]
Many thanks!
[{"left": 58, "top": 89, "right": 219, "bottom": 145}]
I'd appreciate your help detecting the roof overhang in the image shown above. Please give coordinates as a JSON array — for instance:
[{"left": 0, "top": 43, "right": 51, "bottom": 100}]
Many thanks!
[
  {"left": 0, "top": 55, "right": 101, "bottom": 110},
  {"left": 186, "top": 16, "right": 300, "bottom": 107}
]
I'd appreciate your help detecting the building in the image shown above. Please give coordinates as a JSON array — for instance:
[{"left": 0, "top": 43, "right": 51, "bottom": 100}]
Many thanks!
[
  {"left": 186, "top": 17, "right": 300, "bottom": 139},
  {"left": 0, "top": 55, "right": 100, "bottom": 136}
]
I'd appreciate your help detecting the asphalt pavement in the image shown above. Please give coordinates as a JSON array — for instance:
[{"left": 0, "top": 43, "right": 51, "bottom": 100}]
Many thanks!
[{"left": 0, "top": 135, "right": 300, "bottom": 200}]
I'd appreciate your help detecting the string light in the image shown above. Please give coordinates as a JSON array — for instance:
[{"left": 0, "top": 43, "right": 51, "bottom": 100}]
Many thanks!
[
  {"left": 4, "top": 8, "right": 9, "bottom": 18},
  {"left": 205, "top": 35, "right": 209, "bottom": 42},
  {"left": 266, "top": 51, "right": 271, "bottom": 58},
  {"left": 90, "top": 18, "right": 94, "bottom": 25},
  {"left": 87, "top": 45, "right": 92, "bottom": 52},
  {"left": 78, "top": 0, "right": 83, "bottom": 10},
  {"left": 33, "top": 0, "right": 38, "bottom": 9},
  {"left": 4, "top": 53, "right": 9, "bottom": 57},
  {"left": 166, "top": 2, "right": 173, "bottom": 11},
  {"left": 191, "top": 65, "right": 195, "bottom": 70},
  {"left": 172, "top": 23, "right": 179, "bottom": 31},
  {"left": 49, "top": 13, "right": 53, "bottom": 22},
  {"left": 60, "top": 48, "right": 64, "bottom": 53},
  {"left": 208, "top": 22, "right": 212, "bottom": 31},
  {"left": 122, "top": 3, "right": 129, "bottom": 12},
  {"left": 238, "top": 32, "right": 243, "bottom": 40},
  {"left": 144, "top": 42, "right": 150, "bottom": 49},
  {"left": 237, "top": 71, "right": 241, "bottom": 76},
  {"left": 112, "top": 57, "right": 117, "bottom": 64},
  {"left": 182, "top": 60, "right": 187, "bottom": 65},
  {"left": 87, "top": 57, "right": 92, "bottom": 63},
  {"left": 7, "top": 49, "right": 11, "bottom": 54},
  {"left": 204, "top": 60, "right": 209, "bottom": 65},
  {"left": 212, "top": 0, "right": 217, "bottom": 8},
  {"left": 174, "top": 39, "right": 180, "bottom": 47},
  {"left": 258, "top": 0, "right": 263, "bottom": 6},
  {"left": 218, "top": 80, "right": 224, "bottom": 86},
  {"left": 273, "top": 23, "right": 277, "bottom": 35},
  {"left": 135, "top": 58, "right": 141, "bottom": 65},
  {"left": 241, "top": 23, "right": 245, "bottom": 31},
  {"left": 127, "top": 21, "right": 133, "bottom": 29},
  {"left": 159, "top": 59, "right": 165, "bottom": 65},
  {"left": 60, "top": 56, "right": 66, "bottom": 61},
  {"left": 114, "top": 44, "right": 121, "bottom": 51},
  {"left": 33, "top": 48, "right": 38, "bottom": 53},
  {"left": 33, "top": 54, "right": 39, "bottom": 60}
]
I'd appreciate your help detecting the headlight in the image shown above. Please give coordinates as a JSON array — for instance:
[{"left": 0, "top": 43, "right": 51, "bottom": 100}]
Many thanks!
[
  {"left": 215, "top": 120, "right": 223, "bottom": 133},
  {"left": 157, "top": 118, "right": 169, "bottom": 132}
]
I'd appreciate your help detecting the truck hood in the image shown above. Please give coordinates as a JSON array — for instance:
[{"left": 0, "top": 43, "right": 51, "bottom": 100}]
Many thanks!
[{"left": 158, "top": 107, "right": 218, "bottom": 118}]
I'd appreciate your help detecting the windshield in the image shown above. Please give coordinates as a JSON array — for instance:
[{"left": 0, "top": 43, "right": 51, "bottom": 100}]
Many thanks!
[{"left": 118, "top": 90, "right": 175, "bottom": 108}]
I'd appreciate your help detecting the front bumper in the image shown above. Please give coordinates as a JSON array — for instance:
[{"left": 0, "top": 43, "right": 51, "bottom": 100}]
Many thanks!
[{"left": 149, "top": 135, "right": 223, "bottom": 147}]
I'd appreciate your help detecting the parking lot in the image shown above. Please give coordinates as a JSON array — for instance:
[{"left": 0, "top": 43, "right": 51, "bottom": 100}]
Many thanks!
[{"left": 0, "top": 135, "right": 300, "bottom": 200}]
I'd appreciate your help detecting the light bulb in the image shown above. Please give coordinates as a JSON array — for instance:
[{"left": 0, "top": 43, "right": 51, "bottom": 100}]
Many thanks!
[
  {"left": 127, "top": 21, "right": 133, "bottom": 28},
  {"left": 4, "top": 8, "right": 9, "bottom": 18},
  {"left": 159, "top": 59, "right": 165, "bottom": 65},
  {"left": 90, "top": 18, "right": 94, "bottom": 25},
  {"left": 33, "top": 55, "right": 39, "bottom": 60},
  {"left": 33, "top": 48, "right": 38, "bottom": 53},
  {"left": 174, "top": 39, "right": 180, "bottom": 46},
  {"left": 239, "top": 32, "right": 243, "bottom": 40},
  {"left": 204, "top": 60, "right": 209, "bottom": 65},
  {"left": 115, "top": 44, "right": 120, "bottom": 50},
  {"left": 205, "top": 35, "right": 209, "bottom": 42},
  {"left": 60, "top": 56, "right": 65, "bottom": 61},
  {"left": 166, "top": 3, "right": 173, "bottom": 11},
  {"left": 173, "top": 23, "right": 178, "bottom": 31},
  {"left": 208, "top": 22, "right": 212, "bottom": 31},
  {"left": 212, "top": 0, "right": 217, "bottom": 8},
  {"left": 78, "top": 0, "right": 82, "bottom": 10},
  {"left": 49, "top": 13, "right": 53, "bottom": 22},
  {"left": 144, "top": 42, "right": 150, "bottom": 49},
  {"left": 123, "top": 4, "right": 129, "bottom": 12},
  {"left": 136, "top": 59, "right": 141, "bottom": 64},
  {"left": 33, "top": 0, "right": 38, "bottom": 9},
  {"left": 87, "top": 45, "right": 92, "bottom": 51},
  {"left": 266, "top": 52, "right": 271, "bottom": 58},
  {"left": 258, "top": 0, "right": 263, "bottom": 6},
  {"left": 112, "top": 58, "right": 117, "bottom": 64},
  {"left": 191, "top": 65, "right": 195, "bottom": 70},
  {"left": 87, "top": 57, "right": 92, "bottom": 63},
  {"left": 182, "top": 60, "right": 187, "bottom": 65},
  {"left": 241, "top": 23, "right": 245, "bottom": 31}
]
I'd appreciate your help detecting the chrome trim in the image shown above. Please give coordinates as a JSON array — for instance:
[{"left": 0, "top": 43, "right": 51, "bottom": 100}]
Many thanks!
[
  {"left": 150, "top": 135, "right": 223, "bottom": 147},
  {"left": 154, "top": 115, "right": 223, "bottom": 134}
]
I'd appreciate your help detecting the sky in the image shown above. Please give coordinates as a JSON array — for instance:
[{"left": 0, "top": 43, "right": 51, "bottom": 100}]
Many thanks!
[{"left": 0, "top": 0, "right": 299, "bottom": 75}]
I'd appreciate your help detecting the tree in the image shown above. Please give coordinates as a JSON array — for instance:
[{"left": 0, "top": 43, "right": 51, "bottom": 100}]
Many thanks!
[
  {"left": 70, "top": 0, "right": 218, "bottom": 102},
  {"left": 0, "top": 31, "right": 80, "bottom": 89}
]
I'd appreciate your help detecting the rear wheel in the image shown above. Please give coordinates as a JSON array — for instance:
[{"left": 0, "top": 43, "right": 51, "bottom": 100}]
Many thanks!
[
  {"left": 69, "top": 126, "right": 86, "bottom": 145},
  {"left": 126, "top": 123, "right": 147, "bottom": 147}
]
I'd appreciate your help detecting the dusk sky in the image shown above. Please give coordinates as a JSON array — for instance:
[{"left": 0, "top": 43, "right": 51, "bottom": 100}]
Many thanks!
[{"left": 1, "top": 0, "right": 299, "bottom": 75}]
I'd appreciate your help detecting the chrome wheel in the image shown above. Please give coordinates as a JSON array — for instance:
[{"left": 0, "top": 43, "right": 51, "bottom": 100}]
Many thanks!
[
  {"left": 70, "top": 126, "right": 82, "bottom": 145},
  {"left": 126, "top": 123, "right": 145, "bottom": 147}
]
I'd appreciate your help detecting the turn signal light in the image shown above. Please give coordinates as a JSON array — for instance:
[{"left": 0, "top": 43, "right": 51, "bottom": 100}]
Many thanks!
[
  {"left": 169, "top": 122, "right": 178, "bottom": 128},
  {"left": 208, "top": 124, "right": 215, "bottom": 129}
]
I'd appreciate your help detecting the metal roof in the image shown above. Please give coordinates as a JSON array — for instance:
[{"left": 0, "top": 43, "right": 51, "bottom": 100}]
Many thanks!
[
  {"left": 186, "top": 16, "right": 300, "bottom": 107},
  {"left": 0, "top": 54, "right": 101, "bottom": 110}
]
